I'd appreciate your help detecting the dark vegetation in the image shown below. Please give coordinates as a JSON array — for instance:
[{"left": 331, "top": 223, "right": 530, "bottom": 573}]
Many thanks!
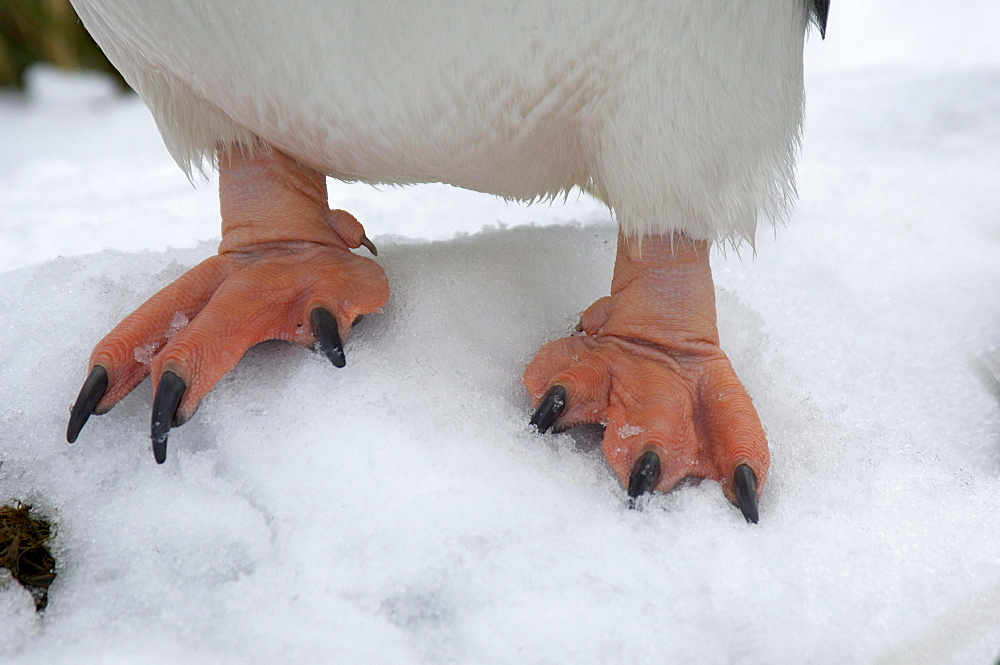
[
  {"left": 0, "top": 0, "right": 123, "bottom": 89},
  {"left": 0, "top": 503, "right": 57, "bottom": 611}
]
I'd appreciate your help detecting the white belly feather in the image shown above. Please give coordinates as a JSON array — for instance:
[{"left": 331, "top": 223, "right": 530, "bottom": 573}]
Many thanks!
[{"left": 69, "top": 1, "right": 809, "bottom": 243}]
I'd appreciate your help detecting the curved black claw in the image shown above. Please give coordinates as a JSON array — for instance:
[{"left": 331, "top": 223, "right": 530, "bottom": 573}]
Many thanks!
[
  {"left": 733, "top": 464, "right": 759, "bottom": 524},
  {"left": 529, "top": 385, "right": 567, "bottom": 434},
  {"left": 310, "top": 307, "right": 346, "bottom": 368},
  {"left": 627, "top": 451, "right": 662, "bottom": 507},
  {"left": 360, "top": 235, "right": 378, "bottom": 256},
  {"left": 151, "top": 371, "right": 186, "bottom": 464},
  {"left": 67, "top": 365, "right": 109, "bottom": 443}
]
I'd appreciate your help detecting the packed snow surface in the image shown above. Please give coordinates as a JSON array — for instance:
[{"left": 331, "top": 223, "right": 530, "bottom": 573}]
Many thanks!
[{"left": 2, "top": 3, "right": 1000, "bottom": 663}]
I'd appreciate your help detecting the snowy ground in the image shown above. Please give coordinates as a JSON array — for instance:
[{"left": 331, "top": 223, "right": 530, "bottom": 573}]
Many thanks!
[{"left": 2, "top": 3, "right": 1000, "bottom": 663}]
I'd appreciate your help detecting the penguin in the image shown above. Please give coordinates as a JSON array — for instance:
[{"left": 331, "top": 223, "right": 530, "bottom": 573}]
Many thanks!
[{"left": 66, "top": 0, "right": 829, "bottom": 522}]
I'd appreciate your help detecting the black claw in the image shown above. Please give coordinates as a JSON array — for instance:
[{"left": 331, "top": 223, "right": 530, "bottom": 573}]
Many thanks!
[
  {"left": 67, "top": 365, "right": 109, "bottom": 443},
  {"left": 529, "top": 385, "right": 567, "bottom": 434},
  {"left": 733, "top": 464, "right": 759, "bottom": 524},
  {"left": 151, "top": 371, "right": 186, "bottom": 464},
  {"left": 310, "top": 307, "right": 346, "bottom": 368},
  {"left": 360, "top": 235, "right": 378, "bottom": 256},
  {"left": 627, "top": 451, "right": 662, "bottom": 506}
]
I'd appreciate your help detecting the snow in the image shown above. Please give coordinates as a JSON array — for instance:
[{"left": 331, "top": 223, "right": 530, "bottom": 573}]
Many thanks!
[{"left": 2, "top": 3, "right": 1000, "bottom": 663}]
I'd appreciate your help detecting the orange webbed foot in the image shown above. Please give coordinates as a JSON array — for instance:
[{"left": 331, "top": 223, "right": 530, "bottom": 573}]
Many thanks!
[
  {"left": 68, "top": 145, "right": 389, "bottom": 462},
  {"left": 525, "top": 233, "right": 768, "bottom": 521}
]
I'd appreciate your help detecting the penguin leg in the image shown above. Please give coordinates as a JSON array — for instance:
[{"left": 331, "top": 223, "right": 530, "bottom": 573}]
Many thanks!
[
  {"left": 524, "top": 232, "right": 769, "bottom": 521},
  {"left": 67, "top": 144, "right": 389, "bottom": 461}
]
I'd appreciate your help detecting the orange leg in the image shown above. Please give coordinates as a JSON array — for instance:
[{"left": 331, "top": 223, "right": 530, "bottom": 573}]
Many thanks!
[
  {"left": 68, "top": 144, "right": 389, "bottom": 462},
  {"left": 525, "top": 233, "right": 769, "bottom": 521}
]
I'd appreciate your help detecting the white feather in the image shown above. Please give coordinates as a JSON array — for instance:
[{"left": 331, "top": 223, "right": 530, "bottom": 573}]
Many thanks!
[{"left": 69, "top": 1, "right": 809, "bottom": 244}]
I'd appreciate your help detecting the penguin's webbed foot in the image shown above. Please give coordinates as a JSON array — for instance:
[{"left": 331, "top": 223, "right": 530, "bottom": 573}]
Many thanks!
[
  {"left": 524, "top": 233, "right": 768, "bottom": 521},
  {"left": 68, "top": 145, "right": 389, "bottom": 462}
]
